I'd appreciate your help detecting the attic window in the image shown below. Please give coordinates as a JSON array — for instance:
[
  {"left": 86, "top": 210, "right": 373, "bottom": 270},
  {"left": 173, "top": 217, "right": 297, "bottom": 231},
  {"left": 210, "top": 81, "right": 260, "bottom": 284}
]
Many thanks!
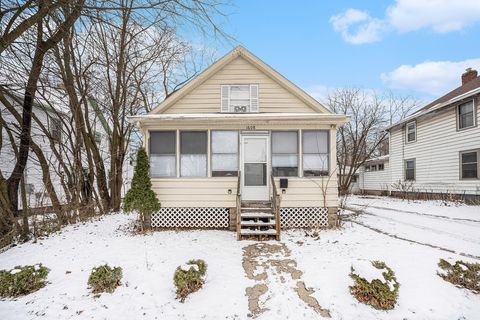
[{"left": 221, "top": 84, "right": 259, "bottom": 113}]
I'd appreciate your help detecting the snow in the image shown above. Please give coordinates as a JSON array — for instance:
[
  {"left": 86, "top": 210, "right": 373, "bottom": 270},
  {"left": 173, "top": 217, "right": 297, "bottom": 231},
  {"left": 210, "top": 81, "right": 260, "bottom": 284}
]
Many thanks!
[
  {"left": 0, "top": 197, "right": 479, "bottom": 319},
  {"left": 351, "top": 260, "right": 386, "bottom": 283}
]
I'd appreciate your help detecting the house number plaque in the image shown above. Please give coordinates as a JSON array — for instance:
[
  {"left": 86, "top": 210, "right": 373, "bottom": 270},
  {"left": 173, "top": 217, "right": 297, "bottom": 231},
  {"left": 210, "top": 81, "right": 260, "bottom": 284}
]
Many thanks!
[{"left": 246, "top": 125, "right": 256, "bottom": 130}]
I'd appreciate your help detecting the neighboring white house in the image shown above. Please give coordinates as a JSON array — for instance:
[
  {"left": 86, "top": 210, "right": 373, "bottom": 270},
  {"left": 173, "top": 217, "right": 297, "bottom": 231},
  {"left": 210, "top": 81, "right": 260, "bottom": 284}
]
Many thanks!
[
  {"left": 130, "top": 46, "right": 348, "bottom": 238},
  {"left": 0, "top": 91, "right": 133, "bottom": 209},
  {"left": 358, "top": 155, "right": 390, "bottom": 195},
  {"left": 360, "top": 68, "right": 480, "bottom": 201}
]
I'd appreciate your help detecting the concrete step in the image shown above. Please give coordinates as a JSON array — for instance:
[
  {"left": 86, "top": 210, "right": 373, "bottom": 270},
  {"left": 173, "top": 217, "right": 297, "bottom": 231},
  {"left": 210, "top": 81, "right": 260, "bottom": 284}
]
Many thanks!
[
  {"left": 240, "top": 229, "right": 277, "bottom": 236},
  {"left": 241, "top": 212, "right": 275, "bottom": 219},
  {"left": 241, "top": 201, "right": 272, "bottom": 208},
  {"left": 241, "top": 220, "right": 276, "bottom": 227},
  {"left": 241, "top": 207, "right": 273, "bottom": 213}
]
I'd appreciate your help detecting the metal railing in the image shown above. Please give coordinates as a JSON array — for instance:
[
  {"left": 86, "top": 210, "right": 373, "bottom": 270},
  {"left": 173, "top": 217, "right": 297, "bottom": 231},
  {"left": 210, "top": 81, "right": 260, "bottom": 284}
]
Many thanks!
[
  {"left": 270, "top": 175, "right": 281, "bottom": 241},
  {"left": 236, "top": 171, "right": 241, "bottom": 240}
]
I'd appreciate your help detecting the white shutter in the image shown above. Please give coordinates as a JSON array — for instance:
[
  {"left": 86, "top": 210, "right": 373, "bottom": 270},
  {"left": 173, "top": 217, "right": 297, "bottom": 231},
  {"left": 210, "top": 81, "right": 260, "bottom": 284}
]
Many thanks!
[
  {"left": 221, "top": 85, "right": 230, "bottom": 112},
  {"left": 250, "top": 84, "right": 259, "bottom": 112}
]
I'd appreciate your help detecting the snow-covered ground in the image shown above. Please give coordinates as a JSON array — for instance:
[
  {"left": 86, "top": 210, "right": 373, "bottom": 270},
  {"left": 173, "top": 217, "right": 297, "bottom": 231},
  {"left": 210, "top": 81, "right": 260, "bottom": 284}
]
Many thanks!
[{"left": 0, "top": 196, "right": 479, "bottom": 319}]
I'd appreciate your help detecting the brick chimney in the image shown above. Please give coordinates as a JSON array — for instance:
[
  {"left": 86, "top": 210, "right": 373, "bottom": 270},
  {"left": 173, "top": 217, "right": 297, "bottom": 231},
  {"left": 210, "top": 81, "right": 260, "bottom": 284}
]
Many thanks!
[{"left": 462, "top": 68, "right": 478, "bottom": 85}]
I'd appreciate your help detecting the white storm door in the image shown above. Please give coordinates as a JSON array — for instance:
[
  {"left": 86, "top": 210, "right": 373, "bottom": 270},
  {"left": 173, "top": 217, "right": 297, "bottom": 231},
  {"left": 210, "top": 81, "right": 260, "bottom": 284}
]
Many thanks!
[{"left": 241, "top": 135, "right": 269, "bottom": 201}]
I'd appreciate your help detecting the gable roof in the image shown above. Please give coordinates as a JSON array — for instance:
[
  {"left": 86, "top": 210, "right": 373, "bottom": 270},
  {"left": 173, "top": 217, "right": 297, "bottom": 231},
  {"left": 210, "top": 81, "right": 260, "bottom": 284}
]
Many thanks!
[
  {"left": 387, "top": 75, "right": 480, "bottom": 130},
  {"left": 149, "top": 46, "right": 331, "bottom": 114},
  {"left": 420, "top": 76, "right": 480, "bottom": 113}
]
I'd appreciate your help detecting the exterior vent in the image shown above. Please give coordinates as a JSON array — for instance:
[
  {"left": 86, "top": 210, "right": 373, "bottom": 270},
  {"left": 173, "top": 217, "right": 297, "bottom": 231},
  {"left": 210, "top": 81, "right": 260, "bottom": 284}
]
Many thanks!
[{"left": 234, "top": 105, "right": 247, "bottom": 113}]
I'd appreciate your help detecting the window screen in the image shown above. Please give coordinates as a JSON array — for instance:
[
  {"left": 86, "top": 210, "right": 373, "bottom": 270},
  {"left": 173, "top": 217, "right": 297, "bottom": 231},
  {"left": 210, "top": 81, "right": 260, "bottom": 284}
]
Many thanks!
[
  {"left": 461, "top": 151, "right": 478, "bottom": 179},
  {"left": 302, "top": 131, "right": 329, "bottom": 176},
  {"left": 458, "top": 101, "right": 474, "bottom": 129},
  {"left": 149, "top": 131, "right": 176, "bottom": 177},
  {"left": 180, "top": 131, "right": 207, "bottom": 177},
  {"left": 405, "top": 159, "right": 415, "bottom": 180},
  {"left": 211, "top": 131, "right": 238, "bottom": 177},
  {"left": 272, "top": 131, "right": 298, "bottom": 177}
]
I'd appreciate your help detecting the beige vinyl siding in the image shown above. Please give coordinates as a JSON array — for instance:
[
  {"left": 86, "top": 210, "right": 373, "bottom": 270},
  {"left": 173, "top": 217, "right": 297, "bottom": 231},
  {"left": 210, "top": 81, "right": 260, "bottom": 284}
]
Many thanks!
[
  {"left": 359, "top": 162, "right": 391, "bottom": 191},
  {"left": 390, "top": 96, "right": 480, "bottom": 195},
  {"left": 164, "top": 57, "right": 317, "bottom": 114},
  {"left": 151, "top": 178, "right": 237, "bottom": 207},
  {"left": 152, "top": 177, "right": 338, "bottom": 208}
]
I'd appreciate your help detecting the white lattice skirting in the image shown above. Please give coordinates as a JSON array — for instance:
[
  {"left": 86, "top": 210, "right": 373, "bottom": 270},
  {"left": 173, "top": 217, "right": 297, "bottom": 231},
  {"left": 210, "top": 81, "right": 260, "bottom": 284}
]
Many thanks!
[
  {"left": 151, "top": 207, "right": 229, "bottom": 229},
  {"left": 280, "top": 207, "right": 329, "bottom": 229}
]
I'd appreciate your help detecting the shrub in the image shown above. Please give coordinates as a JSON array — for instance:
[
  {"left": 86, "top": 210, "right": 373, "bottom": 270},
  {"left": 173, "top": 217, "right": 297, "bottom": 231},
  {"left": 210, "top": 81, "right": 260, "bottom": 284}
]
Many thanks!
[
  {"left": 438, "top": 259, "right": 480, "bottom": 294},
  {"left": 0, "top": 264, "right": 49, "bottom": 297},
  {"left": 123, "top": 148, "right": 161, "bottom": 230},
  {"left": 349, "top": 261, "right": 400, "bottom": 310},
  {"left": 173, "top": 259, "right": 207, "bottom": 302},
  {"left": 88, "top": 265, "right": 122, "bottom": 294}
]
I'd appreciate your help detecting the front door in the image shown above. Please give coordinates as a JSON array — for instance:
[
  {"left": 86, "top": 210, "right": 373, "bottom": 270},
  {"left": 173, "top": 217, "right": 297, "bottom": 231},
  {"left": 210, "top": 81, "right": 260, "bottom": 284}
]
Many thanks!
[{"left": 241, "top": 135, "right": 269, "bottom": 201}]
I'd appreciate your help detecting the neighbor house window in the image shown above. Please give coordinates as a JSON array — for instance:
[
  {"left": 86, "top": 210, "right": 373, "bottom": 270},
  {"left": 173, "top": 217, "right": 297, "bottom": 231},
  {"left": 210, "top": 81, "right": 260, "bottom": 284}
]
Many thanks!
[
  {"left": 406, "top": 121, "right": 416, "bottom": 143},
  {"left": 94, "top": 132, "right": 102, "bottom": 145},
  {"left": 180, "top": 131, "right": 207, "bottom": 177},
  {"left": 49, "top": 117, "right": 62, "bottom": 142},
  {"left": 211, "top": 130, "right": 238, "bottom": 177},
  {"left": 460, "top": 150, "right": 479, "bottom": 179},
  {"left": 378, "top": 163, "right": 385, "bottom": 171},
  {"left": 272, "top": 131, "right": 298, "bottom": 177},
  {"left": 405, "top": 159, "right": 415, "bottom": 180},
  {"left": 458, "top": 100, "right": 475, "bottom": 129},
  {"left": 302, "top": 130, "right": 329, "bottom": 176},
  {"left": 221, "top": 84, "right": 259, "bottom": 113},
  {"left": 371, "top": 164, "right": 377, "bottom": 171},
  {"left": 149, "top": 131, "right": 176, "bottom": 177}
]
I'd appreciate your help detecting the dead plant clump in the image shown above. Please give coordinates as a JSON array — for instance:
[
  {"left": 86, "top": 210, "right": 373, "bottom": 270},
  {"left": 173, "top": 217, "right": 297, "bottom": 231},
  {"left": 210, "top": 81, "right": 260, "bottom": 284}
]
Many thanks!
[
  {"left": 349, "top": 261, "right": 400, "bottom": 310},
  {"left": 437, "top": 259, "right": 480, "bottom": 294},
  {"left": 173, "top": 259, "right": 207, "bottom": 302}
]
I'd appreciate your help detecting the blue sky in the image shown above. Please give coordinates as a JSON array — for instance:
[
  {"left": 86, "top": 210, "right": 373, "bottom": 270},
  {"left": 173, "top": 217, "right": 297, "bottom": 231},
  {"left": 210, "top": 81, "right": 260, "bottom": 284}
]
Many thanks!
[{"left": 211, "top": 0, "right": 480, "bottom": 103}]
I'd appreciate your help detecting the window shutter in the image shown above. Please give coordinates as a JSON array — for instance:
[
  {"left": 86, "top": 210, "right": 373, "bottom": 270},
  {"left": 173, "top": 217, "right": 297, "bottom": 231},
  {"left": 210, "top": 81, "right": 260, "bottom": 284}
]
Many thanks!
[
  {"left": 250, "top": 84, "right": 259, "bottom": 112},
  {"left": 221, "top": 85, "right": 230, "bottom": 112}
]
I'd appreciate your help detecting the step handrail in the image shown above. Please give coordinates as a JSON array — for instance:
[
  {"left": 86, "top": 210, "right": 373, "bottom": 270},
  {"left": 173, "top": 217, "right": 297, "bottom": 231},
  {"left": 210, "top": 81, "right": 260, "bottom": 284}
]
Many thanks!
[
  {"left": 236, "top": 171, "right": 241, "bottom": 240},
  {"left": 270, "top": 174, "right": 281, "bottom": 241}
]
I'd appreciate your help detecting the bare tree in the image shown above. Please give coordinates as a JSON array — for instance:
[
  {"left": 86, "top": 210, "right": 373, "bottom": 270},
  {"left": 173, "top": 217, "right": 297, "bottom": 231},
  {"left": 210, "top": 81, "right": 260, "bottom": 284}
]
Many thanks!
[{"left": 328, "top": 88, "right": 419, "bottom": 195}]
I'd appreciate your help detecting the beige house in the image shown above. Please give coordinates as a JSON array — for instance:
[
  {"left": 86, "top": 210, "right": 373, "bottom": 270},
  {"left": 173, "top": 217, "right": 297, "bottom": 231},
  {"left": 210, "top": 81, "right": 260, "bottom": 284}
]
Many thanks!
[{"left": 130, "top": 46, "right": 348, "bottom": 239}]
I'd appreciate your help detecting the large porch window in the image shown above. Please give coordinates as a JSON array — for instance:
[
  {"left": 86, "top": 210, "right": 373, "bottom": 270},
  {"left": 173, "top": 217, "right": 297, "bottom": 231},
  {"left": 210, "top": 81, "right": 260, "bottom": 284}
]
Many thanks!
[
  {"left": 272, "top": 131, "right": 298, "bottom": 177},
  {"left": 180, "top": 131, "right": 207, "bottom": 177},
  {"left": 302, "top": 130, "right": 329, "bottom": 176},
  {"left": 211, "top": 130, "right": 239, "bottom": 176},
  {"left": 149, "top": 131, "right": 176, "bottom": 177}
]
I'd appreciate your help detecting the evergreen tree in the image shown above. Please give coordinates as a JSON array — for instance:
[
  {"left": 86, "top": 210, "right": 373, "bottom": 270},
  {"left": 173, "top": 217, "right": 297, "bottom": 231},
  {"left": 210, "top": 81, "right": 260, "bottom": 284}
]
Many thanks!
[{"left": 123, "top": 148, "right": 160, "bottom": 229}]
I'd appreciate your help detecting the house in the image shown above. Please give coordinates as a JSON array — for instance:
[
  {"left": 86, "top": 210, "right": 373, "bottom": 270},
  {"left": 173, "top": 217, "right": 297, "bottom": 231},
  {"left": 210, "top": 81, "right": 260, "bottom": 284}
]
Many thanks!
[
  {"left": 358, "top": 155, "right": 390, "bottom": 195},
  {"left": 361, "top": 68, "right": 480, "bottom": 201},
  {"left": 130, "top": 46, "right": 348, "bottom": 238},
  {"left": 0, "top": 91, "right": 132, "bottom": 210}
]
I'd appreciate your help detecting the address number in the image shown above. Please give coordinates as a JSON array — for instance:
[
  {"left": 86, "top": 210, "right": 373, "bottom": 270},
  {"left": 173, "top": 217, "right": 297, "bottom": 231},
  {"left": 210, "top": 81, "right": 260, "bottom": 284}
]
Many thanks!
[{"left": 246, "top": 125, "right": 256, "bottom": 130}]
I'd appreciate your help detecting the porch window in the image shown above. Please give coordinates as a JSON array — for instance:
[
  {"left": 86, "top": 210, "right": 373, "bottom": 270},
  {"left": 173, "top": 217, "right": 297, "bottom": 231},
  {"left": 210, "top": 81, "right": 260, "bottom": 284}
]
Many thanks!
[
  {"left": 272, "top": 131, "right": 298, "bottom": 177},
  {"left": 458, "top": 100, "right": 475, "bottom": 130},
  {"left": 406, "top": 121, "right": 416, "bottom": 143},
  {"left": 302, "top": 130, "right": 329, "bottom": 176},
  {"left": 180, "top": 131, "right": 207, "bottom": 177},
  {"left": 149, "top": 131, "right": 176, "bottom": 177},
  {"left": 405, "top": 159, "right": 415, "bottom": 181},
  {"left": 460, "top": 150, "right": 478, "bottom": 179},
  {"left": 211, "top": 130, "right": 238, "bottom": 176}
]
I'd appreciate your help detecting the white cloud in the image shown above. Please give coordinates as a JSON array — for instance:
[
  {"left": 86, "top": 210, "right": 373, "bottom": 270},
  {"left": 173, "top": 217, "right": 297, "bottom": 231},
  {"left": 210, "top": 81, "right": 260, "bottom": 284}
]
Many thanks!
[
  {"left": 387, "top": 0, "right": 480, "bottom": 33},
  {"left": 306, "top": 85, "right": 333, "bottom": 103},
  {"left": 330, "top": 9, "right": 385, "bottom": 44},
  {"left": 381, "top": 59, "right": 480, "bottom": 95},
  {"left": 331, "top": 0, "right": 480, "bottom": 44}
]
